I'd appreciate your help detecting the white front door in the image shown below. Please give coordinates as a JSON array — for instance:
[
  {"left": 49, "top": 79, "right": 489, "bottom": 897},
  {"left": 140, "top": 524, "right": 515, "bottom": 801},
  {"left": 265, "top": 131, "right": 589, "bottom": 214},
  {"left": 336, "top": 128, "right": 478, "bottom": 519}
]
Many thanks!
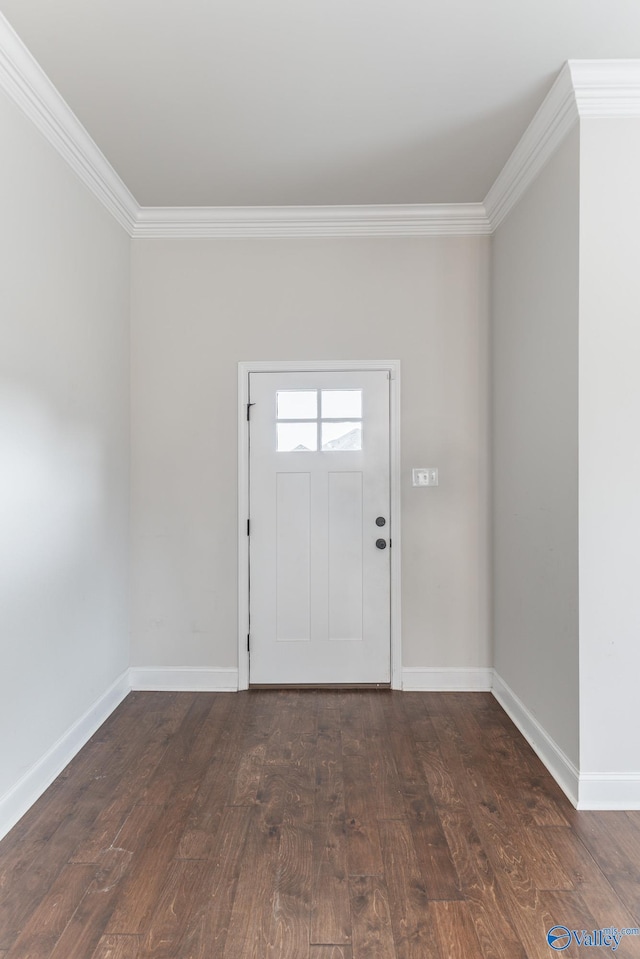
[{"left": 248, "top": 370, "right": 391, "bottom": 684}]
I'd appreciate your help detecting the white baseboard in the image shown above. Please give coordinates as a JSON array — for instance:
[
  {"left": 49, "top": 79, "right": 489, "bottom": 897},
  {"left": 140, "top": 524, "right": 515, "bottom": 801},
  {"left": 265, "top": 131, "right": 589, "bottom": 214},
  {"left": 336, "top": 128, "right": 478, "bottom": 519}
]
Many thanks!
[
  {"left": 577, "top": 773, "right": 640, "bottom": 810},
  {"left": 402, "top": 667, "right": 493, "bottom": 691},
  {"left": 129, "top": 666, "right": 239, "bottom": 692},
  {"left": 491, "top": 671, "right": 580, "bottom": 807},
  {"left": 0, "top": 670, "right": 130, "bottom": 842}
]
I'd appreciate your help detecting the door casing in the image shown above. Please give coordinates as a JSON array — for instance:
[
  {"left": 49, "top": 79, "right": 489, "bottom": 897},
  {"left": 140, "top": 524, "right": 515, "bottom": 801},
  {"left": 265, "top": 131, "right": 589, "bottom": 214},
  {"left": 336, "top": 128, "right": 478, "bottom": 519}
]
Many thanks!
[{"left": 237, "top": 359, "right": 402, "bottom": 690}]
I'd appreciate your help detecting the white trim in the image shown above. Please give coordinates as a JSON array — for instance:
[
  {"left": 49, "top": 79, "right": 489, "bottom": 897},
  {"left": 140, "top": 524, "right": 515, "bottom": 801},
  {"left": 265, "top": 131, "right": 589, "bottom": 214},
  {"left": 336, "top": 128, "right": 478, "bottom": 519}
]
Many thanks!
[
  {"left": 484, "top": 63, "right": 578, "bottom": 232},
  {"left": 133, "top": 204, "right": 490, "bottom": 238},
  {"left": 577, "top": 773, "right": 640, "bottom": 811},
  {"left": 569, "top": 59, "right": 640, "bottom": 118},
  {"left": 388, "top": 366, "right": 402, "bottom": 690},
  {"left": 485, "top": 60, "right": 640, "bottom": 231},
  {"left": 238, "top": 360, "right": 402, "bottom": 690},
  {"left": 129, "top": 667, "right": 238, "bottom": 692},
  {"left": 4, "top": 34, "right": 640, "bottom": 242},
  {"left": 0, "top": 12, "right": 138, "bottom": 234},
  {"left": 491, "top": 671, "right": 580, "bottom": 808},
  {"left": 402, "top": 667, "right": 493, "bottom": 691},
  {"left": 0, "top": 670, "right": 130, "bottom": 841}
]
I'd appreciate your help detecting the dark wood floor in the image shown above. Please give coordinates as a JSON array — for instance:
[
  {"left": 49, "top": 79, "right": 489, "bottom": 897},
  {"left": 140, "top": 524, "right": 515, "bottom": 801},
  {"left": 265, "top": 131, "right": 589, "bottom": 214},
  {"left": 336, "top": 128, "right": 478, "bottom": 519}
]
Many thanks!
[{"left": 1, "top": 691, "right": 640, "bottom": 959}]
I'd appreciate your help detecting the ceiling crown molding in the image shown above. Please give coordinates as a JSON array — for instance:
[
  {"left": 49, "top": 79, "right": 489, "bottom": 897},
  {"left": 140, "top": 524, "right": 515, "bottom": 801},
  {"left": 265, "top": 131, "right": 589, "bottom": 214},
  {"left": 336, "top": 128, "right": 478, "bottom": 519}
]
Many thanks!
[
  {"left": 0, "top": 12, "right": 489, "bottom": 238},
  {"left": 0, "top": 12, "right": 139, "bottom": 234},
  {"left": 133, "top": 203, "right": 491, "bottom": 238},
  {"left": 485, "top": 59, "right": 640, "bottom": 231},
  {"left": 3, "top": 24, "right": 640, "bottom": 241},
  {"left": 568, "top": 59, "right": 640, "bottom": 117},
  {"left": 484, "top": 63, "right": 578, "bottom": 232}
]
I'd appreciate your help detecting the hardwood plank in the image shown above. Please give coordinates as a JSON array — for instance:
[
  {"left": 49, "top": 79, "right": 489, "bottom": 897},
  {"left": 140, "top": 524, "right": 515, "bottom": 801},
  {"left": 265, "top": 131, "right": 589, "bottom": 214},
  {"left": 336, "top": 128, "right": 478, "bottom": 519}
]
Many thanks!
[
  {"left": 401, "top": 782, "right": 462, "bottom": 901},
  {"left": 255, "top": 765, "right": 289, "bottom": 827},
  {"left": 282, "top": 762, "right": 316, "bottom": 826},
  {"left": 263, "top": 821, "right": 313, "bottom": 959},
  {"left": 570, "top": 811, "right": 640, "bottom": 889},
  {"left": 380, "top": 695, "right": 426, "bottom": 785},
  {"left": 417, "top": 738, "right": 526, "bottom": 959},
  {"left": 349, "top": 876, "right": 395, "bottom": 959},
  {"left": 5, "top": 863, "right": 95, "bottom": 959},
  {"left": 311, "top": 819, "right": 351, "bottom": 945},
  {"left": 343, "top": 753, "right": 377, "bottom": 823},
  {"left": 612, "top": 881, "right": 640, "bottom": 929},
  {"left": 4, "top": 690, "right": 640, "bottom": 959},
  {"left": 431, "top": 714, "right": 574, "bottom": 893},
  {"left": 365, "top": 699, "right": 405, "bottom": 821},
  {"left": 176, "top": 698, "right": 246, "bottom": 859},
  {"left": 138, "top": 860, "right": 208, "bottom": 958},
  {"left": 378, "top": 820, "right": 440, "bottom": 959},
  {"left": 174, "top": 806, "right": 252, "bottom": 959},
  {"left": 500, "top": 889, "right": 601, "bottom": 959},
  {"left": 229, "top": 742, "right": 266, "bottom": 806},
  {"left": 539, "top": 825, "right": 640, "bottom": 926},
  {"left": 0, "top": 803, "right": 112, "bottom": 949},
  {"left": 339, "top": 697, "right": 368, "bottom": 758},
  {"left": 49, "top": 848, "right": 141, "bottom": 959},
  {"left": 313, "top": 706, "right": 346, "bottom": 823},
  {"left": 456, "top": 706, "right": 570, "bottom": 827},
  {"left": 105, "top": 696, "right": 239, "bottom": 935},
  {"left": 264, "top": 691, "right": 316, "bottom": 766},
  {"left": 90, "top": 935, "right": 140, "bottom": 959},
  {"left": 430, "top": 901, "right": 484, "bottom": 959},
  {"left": 137, "top": 694, "right": 227, "bottom": 806},
  {"left": 345, "top": 819, "right": 384, "bottom": 877},
  {"left": 104, "top": 791, "right": 200, "bottom": 935},
  {"left": 222, "top": 807, "right": 281, "bottom": 959},
  {"left": 399, "top": 693, "right": 438, "bottom": 743},
  {"left": 69, "top": 737, "right": 172, "bottom": 864},
  {"left": 310, "top": 948, "right": 352, "bottom": 959}
]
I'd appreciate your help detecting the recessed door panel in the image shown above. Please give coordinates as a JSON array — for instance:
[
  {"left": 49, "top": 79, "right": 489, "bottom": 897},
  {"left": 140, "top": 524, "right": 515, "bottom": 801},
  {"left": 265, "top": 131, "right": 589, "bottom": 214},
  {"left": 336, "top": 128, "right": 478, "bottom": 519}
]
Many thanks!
[
  {"left": 276, "top": 472, "right": 310, "bottom": 641},
  {"left": 328, "top": 471, "right": 363, "bottom": 642}
]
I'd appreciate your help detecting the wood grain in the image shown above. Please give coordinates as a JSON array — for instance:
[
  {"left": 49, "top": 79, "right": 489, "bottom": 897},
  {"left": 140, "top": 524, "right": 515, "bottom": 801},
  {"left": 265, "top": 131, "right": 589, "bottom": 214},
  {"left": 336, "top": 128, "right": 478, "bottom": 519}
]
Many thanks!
[
  {"left": 378, "top": 820, "right": 439, "bottom": 959},
  {"left": 90, "top": 936, "right": 140, "bottom": 959},
  {"left": 309, "top": 948, "right": 352, "bottom": 959},
  {"left": 5, "top": 863, "right": 95, "bottom": 959},
  {"left": 311, "top": 820, "right": 351, "bottom": 944},
  {"left": 349, "top": 876, "right": 395, "bottom": 959},
  {"left": 1, "top": 690, "right": 640, "bottom": 959}
]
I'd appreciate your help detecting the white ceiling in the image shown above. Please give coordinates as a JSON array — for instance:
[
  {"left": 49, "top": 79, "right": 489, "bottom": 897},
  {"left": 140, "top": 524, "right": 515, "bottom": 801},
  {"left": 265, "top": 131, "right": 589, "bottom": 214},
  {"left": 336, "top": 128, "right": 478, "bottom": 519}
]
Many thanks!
[{"left": 3, "top": 0, "right": 640, "bottom": 207}]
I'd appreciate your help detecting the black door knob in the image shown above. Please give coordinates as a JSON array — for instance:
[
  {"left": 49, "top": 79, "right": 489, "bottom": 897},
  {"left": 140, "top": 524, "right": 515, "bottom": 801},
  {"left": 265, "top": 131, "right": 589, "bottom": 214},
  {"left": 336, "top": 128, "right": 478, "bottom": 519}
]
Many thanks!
[
  {"left": 376, "top": 539, "right": 387, "bottom": 550},
  {"left": 375, "top": 516, "right": 386, "bottom": 527}
]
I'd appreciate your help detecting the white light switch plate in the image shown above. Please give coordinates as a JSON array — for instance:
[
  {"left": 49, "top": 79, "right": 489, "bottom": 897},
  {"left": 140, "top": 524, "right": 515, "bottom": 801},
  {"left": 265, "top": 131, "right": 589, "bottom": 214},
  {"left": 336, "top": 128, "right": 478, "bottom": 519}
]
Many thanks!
[{"left": 412, "top": 468, "right": 439, "bottom": 487}]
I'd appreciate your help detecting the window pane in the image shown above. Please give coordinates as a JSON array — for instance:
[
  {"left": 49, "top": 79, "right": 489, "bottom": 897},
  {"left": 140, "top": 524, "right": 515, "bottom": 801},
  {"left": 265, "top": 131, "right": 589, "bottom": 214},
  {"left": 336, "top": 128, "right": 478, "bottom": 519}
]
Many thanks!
[
  {"left": 277, "top": 390, "right": 317, "bottom": 420},
  {"left": 322, "top": 422, "right": 362, "bottom": 451},
  {"left": 321, "top": 389, "right": 362, "bottom": 419},
  {"left": 277, "top": 422, "right": 318, "bottom": 452}
]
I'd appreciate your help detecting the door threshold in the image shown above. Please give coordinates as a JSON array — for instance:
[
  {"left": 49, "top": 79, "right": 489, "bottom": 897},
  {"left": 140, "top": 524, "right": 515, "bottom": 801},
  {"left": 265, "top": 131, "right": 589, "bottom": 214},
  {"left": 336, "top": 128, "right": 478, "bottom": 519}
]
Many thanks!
[{"left": 249, "top": 683, "right": 391, "bottom": 690}]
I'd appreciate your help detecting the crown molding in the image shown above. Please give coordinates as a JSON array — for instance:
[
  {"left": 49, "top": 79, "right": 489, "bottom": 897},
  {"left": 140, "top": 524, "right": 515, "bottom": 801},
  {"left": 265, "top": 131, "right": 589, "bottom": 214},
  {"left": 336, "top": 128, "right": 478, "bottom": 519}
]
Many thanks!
[
  {"left": 132, "top": 203, "right": 491, "bottom": 238},
  {"left": 0, "top": 12, "right": 139, "bottom": 234},
  {"left": 485, "top": 60, "right": 640, "bottom": 231},
  {"left": 3, "top": 25, "right": 640, "bottom": 241},
  {"left": 484, "top": 63, "right": 578, "bottom": 232},
  {"left": 568, "top": 59, "right": 640, "bottom": 118}
]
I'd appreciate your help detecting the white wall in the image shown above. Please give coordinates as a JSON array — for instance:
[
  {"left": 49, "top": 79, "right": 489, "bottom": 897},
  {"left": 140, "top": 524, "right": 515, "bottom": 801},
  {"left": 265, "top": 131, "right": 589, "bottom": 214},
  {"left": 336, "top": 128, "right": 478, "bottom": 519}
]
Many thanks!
[
  {"left": 130, "top": 237, "right": 491, "bottom": 677},
  {"left": 491, "top": 126, "right": 581, "bottom": 768},
  {"left": 578, "top": 118, "right": 640, "bottom": 784},
  {"left": 0, "top": 90, "right": 130, "bottom": 804}
]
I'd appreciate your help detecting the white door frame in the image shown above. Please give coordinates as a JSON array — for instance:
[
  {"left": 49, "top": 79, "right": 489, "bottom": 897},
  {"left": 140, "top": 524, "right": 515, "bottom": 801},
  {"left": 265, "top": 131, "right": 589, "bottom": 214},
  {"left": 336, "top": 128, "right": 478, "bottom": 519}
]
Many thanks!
[{"left": 238, "top": 359, "right": 402, "bottom": 690}]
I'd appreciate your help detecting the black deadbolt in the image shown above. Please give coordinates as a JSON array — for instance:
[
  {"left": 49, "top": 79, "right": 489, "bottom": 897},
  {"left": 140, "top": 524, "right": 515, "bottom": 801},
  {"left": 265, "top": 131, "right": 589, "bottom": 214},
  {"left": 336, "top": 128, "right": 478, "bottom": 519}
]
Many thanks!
[
  {"left": 376, "top": 539, "right": 387, "bottom": 550},
  {"left": 375, "top": 516, "right": 386, "bottom": 527}
]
